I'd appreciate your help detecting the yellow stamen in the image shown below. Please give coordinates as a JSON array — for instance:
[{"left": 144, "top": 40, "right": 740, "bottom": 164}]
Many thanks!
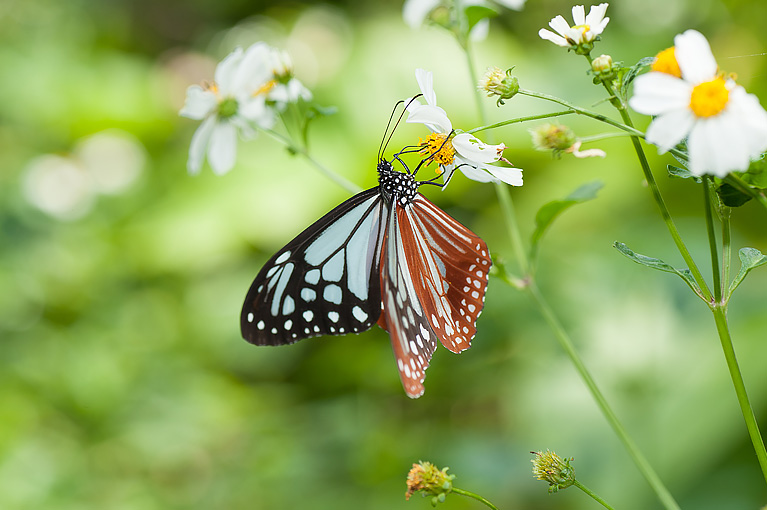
[
  {"left": 203, "top": 81, "right": 219, "bottom": 94},
  {"left": 573, "top": 24, "right": 591, "bottom": 35},
  {"left": 690, "top": 77, "right": 729, "bottom": 118},
  {"left": 253, "top": 79, "right": 277, "bottom": 97},
  {"left": 651, "top": 47, "right": 682, "bottom": 78},
  {"left": 418, "top": 133, "right": 455, "bottom": 171}
]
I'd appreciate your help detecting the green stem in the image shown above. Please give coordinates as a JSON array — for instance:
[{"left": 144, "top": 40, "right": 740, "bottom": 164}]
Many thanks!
[
  {"left": 527, "top": 280, "right": 681, "bottom": 510},
  {"left": 451, "top": 487, "right": 499, "bottom": 510},
  {"left": 495, "top": 182, "right": 528, "bottom": 274},
  {"left": 260, "top": 128, "right": 362, "bottom": 194},
  {"left": 721, "top": 206, "right": 732, "bottom": 301},
  {"left": 595, "top": 78, "right": 713, "bottom": 302},
  {"left": 703, "top": 177, "right": 722, "bottom": 303},
  {"left": 468, "top": 110, "right": 577, "bottom": 134},
  {"left": 572, "top": 480, "right": 616, "bottom": 510},
  {"left": 711, "top": 306, "right": 767, "bottom": 483}
]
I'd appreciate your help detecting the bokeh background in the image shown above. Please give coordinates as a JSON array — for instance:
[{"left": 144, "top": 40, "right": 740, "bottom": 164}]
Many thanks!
[{"left": 2, "top": 0, "right": 766, "bottom": 508}]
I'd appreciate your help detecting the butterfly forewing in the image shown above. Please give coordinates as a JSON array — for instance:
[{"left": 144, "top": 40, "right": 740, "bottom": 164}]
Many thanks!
[
  {"left": 241, "top": 188, "right": 387, "bottom": 346},
  {"left": 401, "top": 195, "right": 491, "bottom": 353}
]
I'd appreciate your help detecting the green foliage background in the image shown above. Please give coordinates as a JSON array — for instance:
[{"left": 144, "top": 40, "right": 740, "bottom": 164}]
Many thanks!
[{"left": 1, "top": 0, "right": 766, "bottom": 508}]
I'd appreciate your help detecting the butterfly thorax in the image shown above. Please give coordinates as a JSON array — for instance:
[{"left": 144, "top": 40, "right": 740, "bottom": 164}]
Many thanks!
[{"left": 377, "top": 160, "right": 418, "bottom": 207}]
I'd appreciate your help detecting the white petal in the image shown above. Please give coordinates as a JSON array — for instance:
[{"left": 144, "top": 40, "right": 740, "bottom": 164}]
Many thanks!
[
  {"left": 547, "top": 15, "right": 571, "bottom": 37},
  {"left": 645, "top": 109, "right": 696, "bottom": 153},
  {"left": 688, "top": 115, "right": 746, "bottom": 177},
  {"left": 207, "top": 121, "right": 238, "bottom": 175},
  {"left": 538, "top": 28, "right": 569, "bottom": 46},
  {"left": 415, "top": 68, "right": 437, "bottom": 107},
  {"left": 406, "top": 104, "right": 452, "bottom": 133},
  {"left": 728, "top": 87, "right": 767, "bottom": 156},
  {"left": 486, "top": 166, "right": 523, "bottom": 186},
  {"left": 586, "top": 3, "right": 609, "bottom": 26},
  {"left": 452, "top": 133, "right": 504, "bottom": 164},
  {"left": 403, "top": 0, "right": 440, "bottom": 29},
  {"left": 457, "top": 161, "right": 498, "bottom": 183},
  {"left": 629, "top": 73, "right": 691, "bottom": 115},
  {"left": 571, "top": 4, "right": 586, "bottom": 26},
  {"left": 493, "top": 0, "right": 525, "bottom": 10},
  {"left": 179, "top": 85, "right": 217, "bottom": 120},
  {"left": 231, "top": 42, "right": 272, "bottom": 94},
  {"left": 214, "top": 47, "right": 244, "bottom": 95},
  {"left": 187, "top": 115, "right": 216, "bottom": 174},
  {"left": 674, "top": 30, "right": 717, "bottom": 84}
]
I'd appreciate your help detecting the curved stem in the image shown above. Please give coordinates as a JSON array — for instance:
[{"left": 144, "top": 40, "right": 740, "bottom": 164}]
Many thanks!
[
  {"left": 703, "top": 177, "right": 722, "bottom": 302},
  {"left": 468, "top": 110, "right": 577, "bottom": 134},
  {"left": 495, "top": 182, "right": 528, "bottom": 274},
  {"left": 260, "top": 128, "right": 362, "bottom": 194},
  {"left": 527, "top": 281, "right": 681, "bottom": 510},
  {"left": 595, "top": 79, "right": 713, "bottom": 302},
  {"left": 572, "top": 480, "right": 616, "bottom": 510},
  {"left": 451, "top": 487, "right": 499, "bottom": 510},
  {"left": 711, "top": 306, "right": 767, "bottom": 483}
]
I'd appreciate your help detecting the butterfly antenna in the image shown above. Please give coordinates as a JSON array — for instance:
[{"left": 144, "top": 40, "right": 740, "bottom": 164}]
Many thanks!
[{"left": 379, "top": 94, "right": 423, "bottom": 163}]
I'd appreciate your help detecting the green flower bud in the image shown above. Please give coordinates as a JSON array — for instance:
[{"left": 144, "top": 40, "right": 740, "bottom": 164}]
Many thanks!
[
  {"left": 531, "top": 450, "right": 576, "bottom": 493},
  {"left": 478, "top": 66, "right": 520, "bottom": 106}
]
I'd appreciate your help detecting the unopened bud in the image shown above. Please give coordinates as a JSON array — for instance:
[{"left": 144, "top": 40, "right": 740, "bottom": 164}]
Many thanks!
[
  {"left": 531, "top": 450, "right": 576, "bottom": 493},
  {"left": 478, "top": 66, "right": 520, "bottom": 106}
]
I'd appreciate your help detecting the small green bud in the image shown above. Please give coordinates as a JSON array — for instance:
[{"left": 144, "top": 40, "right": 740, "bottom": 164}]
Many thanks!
[
  {"left": 530, "top": 123, "right": 577, "bottom": 153},
  {"left": 405, "top": 461, "right": 455, "bottom": 503},
  {"left": 478, "top": 66, "right": 519, "bottom": 106},
  {"left": 590, "top": 53, "right": 619, "bottom": 84},
  {"left": 531, "top": 450, "right": 576, "bottom": 493}
]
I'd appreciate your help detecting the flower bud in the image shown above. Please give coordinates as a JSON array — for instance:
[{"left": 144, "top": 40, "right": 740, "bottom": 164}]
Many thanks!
[
  {"left": 590, "top": 54, "right": 619, "bottom": 83},
  {"left": 530, "top": 123, "right": 577, "bottom": 153},
  {"left": 531, "top": 450, "right": 576, "bottom": 493},
  {"left": 405, "top": 461, "right": 455, "bottom": 503},
  {"left": 478, "top": 66, "right": 520, "bottom": 106}
]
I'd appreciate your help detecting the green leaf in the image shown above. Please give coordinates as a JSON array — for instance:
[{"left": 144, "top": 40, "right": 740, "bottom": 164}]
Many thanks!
[
  {"left": 614, "top": 242, "right": 701, "bottom": 295},
  {"left": 618, "top": 56, "right": 655, "bottom": 102},
  {"left": 728, "top": 247, "right": 767, "bottom": 297},
  {"left": 464, "top": 4, "right": 498, "bottom": 33},
  {"left": 667, "top": 164, "right": 701, "bottom": 182},
  {"left": 741, "top": 156, "right": 767, "bottom": 188},
  {"left": 716, "top": 182, "right": 752, "bottom": 207},
  {"left": 530, "top": 181, "right": 603, "bottom": 260}
]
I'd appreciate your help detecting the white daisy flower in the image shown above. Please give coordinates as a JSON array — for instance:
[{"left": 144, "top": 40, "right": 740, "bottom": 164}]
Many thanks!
[
  {"left": 629, "top": 30, "right": 767, "bottom": 177},
  {"left": 180, "top": 43, "right": 313, "bottom": 175},
  {"left": 405, "top": 68, "right": 523, "bottom": 186},
  {"left": 538, "top": 3, "right": 609, "bottom": 52}
]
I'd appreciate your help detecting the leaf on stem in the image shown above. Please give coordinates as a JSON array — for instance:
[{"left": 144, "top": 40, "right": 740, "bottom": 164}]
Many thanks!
[
  {"left": 613, "top": 242, "right": 703, "bottom": 297},
  {"left": 728, "top": 247, "right": 767, "bottom": 298},
  {"left": 530, "top": 181, "right": 603, "bottom": 264},
  {"left": 667, "top": 164, "right": 701, "bottom": 182},
  {"left": 617, "top": 56, "right": 655, "bottom": 103},
  {"left": 716, "top": 182, "right": 752, "bottom": 207},
  {"left": 464, "top": 4, "right": 498, "bottom": 33}
]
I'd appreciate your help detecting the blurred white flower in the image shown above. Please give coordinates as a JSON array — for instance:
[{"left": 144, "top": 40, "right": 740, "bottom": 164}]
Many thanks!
[
  {"left": 22, "top": 155, "right": 94, "bottom": 221},
  {"left": 403, "top": 0, "right": 526, "bottom": 41},
  {"left": 629, "top": 30, "right": 767, "bottom": 177},
  {"left": 180, "top": 43, "right": 313, "bottom": 176},
  {"left": 22, "top": 130, "right": 146, "bottom": 221},
  {"left": 538, "top": 3, "right": 609, "bottom": 50},
  {"left": 406, "top": 69, "right": 523, "bottom": 186}
]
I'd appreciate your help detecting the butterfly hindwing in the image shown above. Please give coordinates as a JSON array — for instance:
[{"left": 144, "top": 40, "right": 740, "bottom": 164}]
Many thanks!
[
  {"left": 378, "top": 202, "right": 440, "bottom": 398},
  {"left": 241, "top": 187, "right": 386, "bottom": 346},
  {"left": 402, "top": 194, "right": 491, "bottom": 353}
]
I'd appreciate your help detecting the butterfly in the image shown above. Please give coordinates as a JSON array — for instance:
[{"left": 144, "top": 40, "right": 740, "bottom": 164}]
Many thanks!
[{"left": 240, "top": 112, "right": 491, "bottom": 398}]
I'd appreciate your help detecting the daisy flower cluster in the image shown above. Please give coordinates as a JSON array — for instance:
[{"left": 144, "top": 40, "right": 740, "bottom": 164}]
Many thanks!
[
  {"left": 538, "top": 3, "right": 609, "bottom": 54},
  {"left": 180, "top": 42, "right": 312, "bottom": 175},
  {"left": 406, "top": 69, "right": 523, "bottom": 187},
  {"left": 629, "top": 30, "right": 767, "bottom": 177}
]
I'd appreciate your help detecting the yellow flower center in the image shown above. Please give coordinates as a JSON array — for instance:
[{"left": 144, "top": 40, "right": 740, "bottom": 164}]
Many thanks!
[
  {"left": 651, "top": 47, "right": 682, "bottom": 78},
  {"left": 253, "top": 79, "right": 277, "bottom": 97},
  {"left": 419, "top": 133, "right": 455, "bottom": 172},
  {"left": 689, "top": 77, "right": 729, "bottom": 118},
  {"left": 203, "top": 81, "right": 220, "bottom": 94}
]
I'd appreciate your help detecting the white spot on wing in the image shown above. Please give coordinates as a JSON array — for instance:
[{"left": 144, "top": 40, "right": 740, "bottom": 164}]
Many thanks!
[
  {"left": 303, "top": 310, "right": 314, "bottom": 322},
  {"left": 328, "top": 311, "right": 340, "bottom": 323},
  {"left": 323, "top": 284, "right": 343, "bottom": 305},
  {"left": 352, "top": 306, "right": 368, "bottom": 323},
  {"left": 275, "top": 251, "right": 291, "bottom": 265},
  {"left": 301, "top": 288, "right": 317, "bottom": 302},
  {"left": 247, "top": 312, "right": 254, "bottom": 322}
]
